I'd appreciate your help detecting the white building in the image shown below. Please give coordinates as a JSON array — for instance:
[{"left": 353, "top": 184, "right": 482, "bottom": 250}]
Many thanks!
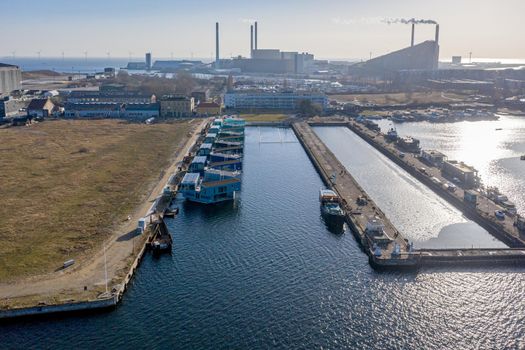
[{"left": 225, "top": 91, "right": 327, "bottom": 111}]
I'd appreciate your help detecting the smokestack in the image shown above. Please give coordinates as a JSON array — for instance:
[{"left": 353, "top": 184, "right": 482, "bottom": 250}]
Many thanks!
[
  {"left": 254, "top": 21, "right": 258, "bottom": 50},
  {"left": 215, "top": 22, "right": 220, "bottom": 68},
  {"left": 250, "top": 25, "right": 254, "bottom": 58},
  {"left": 435, "top": 24, "right": 440, "bottom": 44},
  {"left": 411, "top": 23, "right": 415, "bottom": 47}
]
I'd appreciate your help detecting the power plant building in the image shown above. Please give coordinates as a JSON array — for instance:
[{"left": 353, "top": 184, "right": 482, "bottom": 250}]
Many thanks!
[
  {"left": 214, "top": 21, "right": 314, "bottom": 74},
  {"left": 351, "top": 24, "right": 440, "bottom": 77},
  {"left": 224, "top": 90, "right": 327, "bottom": 111},
  {"left": 0, "top": 63, "right": 22, "bottom": 96}
]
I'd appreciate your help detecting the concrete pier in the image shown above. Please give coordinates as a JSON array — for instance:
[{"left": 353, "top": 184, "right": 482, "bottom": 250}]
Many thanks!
[
  {"left": 292, "top": 122, "right": 417, "bottom": 268},
  {"left": 297, "top": 120, "right": 525, "bottom": 268},
  {"left": 340, "top": 119, "right": 525, "bottom": 248}
]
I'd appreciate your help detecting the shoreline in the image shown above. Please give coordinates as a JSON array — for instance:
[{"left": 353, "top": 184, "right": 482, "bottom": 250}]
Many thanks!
[{"left": 0, "top": 118, "right": 208, "bottom": 320}]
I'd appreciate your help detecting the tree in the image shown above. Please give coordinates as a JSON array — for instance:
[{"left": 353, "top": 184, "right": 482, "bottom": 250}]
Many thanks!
[{"left": 297, "top": 99, "right": 322, "bottom": 117}]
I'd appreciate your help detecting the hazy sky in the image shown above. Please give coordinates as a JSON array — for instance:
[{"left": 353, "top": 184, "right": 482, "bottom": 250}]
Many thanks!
[{"left": 1, "top": 0, "right": 524, "bottom": 60}]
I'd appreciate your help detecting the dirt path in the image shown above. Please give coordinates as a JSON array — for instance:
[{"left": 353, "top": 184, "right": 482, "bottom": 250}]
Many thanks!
[{"left": 0, "top": 119, "right": 207, "bottom": 303}]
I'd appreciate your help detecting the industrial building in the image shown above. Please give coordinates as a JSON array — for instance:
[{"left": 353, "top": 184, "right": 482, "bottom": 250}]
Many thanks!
[
  {"left": 152, "top": 60, "right": 204, "bottom": 71},
  {"left": 224, "top": 90, "right": 327, "bottom": 111},
  {"left": 159, "top": 96, "right": 195, "bottom": 117},
  {"left": 214, "top": 21, "right": 314, "bottom": 74},
  {"left": 0, "top": 63, "right": 22, "bottom": 96},
  {"left": 350, "top": 24, "right": 440, "bottom": 77}
]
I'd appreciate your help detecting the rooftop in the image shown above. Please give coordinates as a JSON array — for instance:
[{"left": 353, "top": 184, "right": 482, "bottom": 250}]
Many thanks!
[
  {"left": 65, "top": 102, "right": 121, "bottom": 111},
  {"left": 191, "top": 156, "right": 208, "bottom": 164},
  {"left": 161, "top": 95, "right": 192, "bottom": 102},
  {"left": 27, "top": 98, "right": 52, "bottom": 110},
  {"left": 181, "top": 173, "right": 200, "bottom": 184}
]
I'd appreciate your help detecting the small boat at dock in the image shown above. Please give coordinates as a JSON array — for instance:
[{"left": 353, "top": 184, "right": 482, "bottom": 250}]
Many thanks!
[{"left": 319, "top": 189, "right": 346, "bottom": 224}]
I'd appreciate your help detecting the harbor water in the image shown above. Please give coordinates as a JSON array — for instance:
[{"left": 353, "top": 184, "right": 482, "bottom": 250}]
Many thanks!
[
  {"left": 314, "top": 126, "right": 506, "bottom": 249},
  {"left": 376, "top": 115, "right": 525, "bottom": 215},
  {"left": 0, "top": 127, "right": 523, "bottom": 349}
]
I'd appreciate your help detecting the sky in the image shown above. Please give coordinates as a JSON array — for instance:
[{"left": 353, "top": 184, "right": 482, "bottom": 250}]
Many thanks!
[{"left": 1, "top": 0, "right": 524, "bottom": 61}]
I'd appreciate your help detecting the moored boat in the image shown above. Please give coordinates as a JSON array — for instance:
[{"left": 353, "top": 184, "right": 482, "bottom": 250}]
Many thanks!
[{"left": 319, "top": 189, "right": 346, "bottom": 224}]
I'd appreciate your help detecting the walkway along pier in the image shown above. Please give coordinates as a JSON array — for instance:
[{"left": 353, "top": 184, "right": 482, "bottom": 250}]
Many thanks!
[
  {"left": 292, "top": 122, "right": 417, "bottom": 268},
  {"left": 294, "top": 121, "right": 525, "bottom": 268}
]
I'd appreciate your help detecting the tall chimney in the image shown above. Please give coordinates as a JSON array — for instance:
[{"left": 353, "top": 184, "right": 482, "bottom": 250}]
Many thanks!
[
  {"left": 215, "top": 22, "right": 220, "bottom": 68},
  {"left": 411, "top": 23, "right": 415, "bottom": 47},
  {"left": 435, "top": 24, "right": 440, "bottom": 44},
  {"left": 250, "top": 25, "right": 254, "bottom": 58},
  {"left": 254, "top": 21, "right": 258, "bottom": 50}
]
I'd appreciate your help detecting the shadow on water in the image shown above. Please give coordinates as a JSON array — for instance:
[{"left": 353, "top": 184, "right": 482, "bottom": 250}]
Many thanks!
[
  {"left": 321, "top": 215, "right": 346, "bottom": 236},
  {"left": 181, "top": 199, "right": 240, "bottom": 220}
]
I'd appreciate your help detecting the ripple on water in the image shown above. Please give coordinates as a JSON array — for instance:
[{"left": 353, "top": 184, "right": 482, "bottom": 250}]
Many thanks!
[{"left": 0, "top": 127, "right": 523, "bottom": 349}]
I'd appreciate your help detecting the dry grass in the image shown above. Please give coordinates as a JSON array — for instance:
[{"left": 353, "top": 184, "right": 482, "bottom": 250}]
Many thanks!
[
  {"left": 331, "top": 91, "right": 469, "bottom": 105},
  {"left": 240, "top": 113, "right": 289, "bottom": 122},
  {"left": 0, "top": 119, "right": 193, "bottom": 282}
]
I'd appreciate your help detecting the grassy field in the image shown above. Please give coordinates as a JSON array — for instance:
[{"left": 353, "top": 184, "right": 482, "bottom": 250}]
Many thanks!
[
  {"left": 331, "top": 91, "right": 469, "bottom": 105},
  {"left": 240, "top": 113, "right": 289, "bottom": 122},
  {"left": 0, "top": 119, "right": 193, "bottom": 282}
]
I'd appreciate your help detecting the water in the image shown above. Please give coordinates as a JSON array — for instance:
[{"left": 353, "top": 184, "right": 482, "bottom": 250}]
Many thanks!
[
  {"left": 376, "top": 115, "right": 525, "bottom": 215},
  {"left": 1, "top": 57, "right": 130, "bottom": 74},
  {"left": 1, "top": 127, "right": 523, "bottom": 349},
  {"left": 313, "top": 126, "right": 505, "bottom": 249}
]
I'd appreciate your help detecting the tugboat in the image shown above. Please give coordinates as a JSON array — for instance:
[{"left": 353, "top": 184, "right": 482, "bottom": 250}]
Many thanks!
[{"left": 319, "top": 189, "right": 346, "bottom": 224}]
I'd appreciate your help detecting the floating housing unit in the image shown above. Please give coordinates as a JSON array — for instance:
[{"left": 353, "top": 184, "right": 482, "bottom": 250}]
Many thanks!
[{"left": 181, "top": 116, "right": 246, "bottom": 204}]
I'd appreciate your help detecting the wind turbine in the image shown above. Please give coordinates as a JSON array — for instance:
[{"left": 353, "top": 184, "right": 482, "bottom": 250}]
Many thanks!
[
  {"left": 37, "top": 50, "right": 42, "bottom": 60},
  {"left": 11, "top": 51, "right": 15, "bottom": 59},
  {"left": 128, "top": 51, "right": 133, "bottom": 61},
  {"left": 84, "top": 51, "right": 88, "bottom": 62},
  {"left": 106, "top": 51, "right": 111, "bottom": 61}
]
